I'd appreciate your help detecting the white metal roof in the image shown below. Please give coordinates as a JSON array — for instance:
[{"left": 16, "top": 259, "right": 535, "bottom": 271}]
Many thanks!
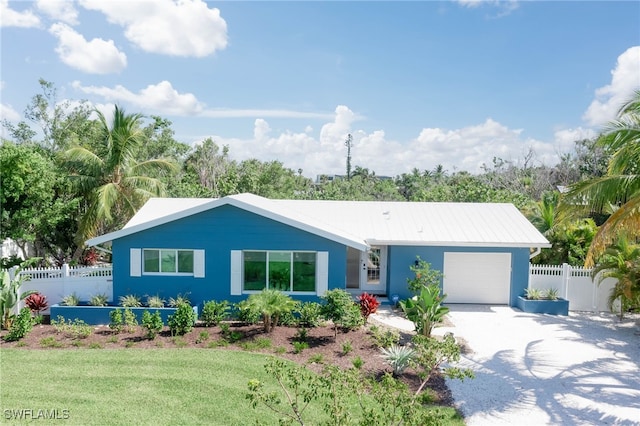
[{"left": 86, "top": 193, "right": 550, "bottom": 249}]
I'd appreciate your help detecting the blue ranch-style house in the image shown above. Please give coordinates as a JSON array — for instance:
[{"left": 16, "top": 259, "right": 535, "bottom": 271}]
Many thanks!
[{"left": 86, "top": 193, "right": 550, "bottom": 309}]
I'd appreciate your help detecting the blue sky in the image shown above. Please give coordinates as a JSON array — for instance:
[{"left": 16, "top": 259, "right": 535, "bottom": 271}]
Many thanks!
[{"left": 1, "top": 0, "right": 639, "bottom": 178}]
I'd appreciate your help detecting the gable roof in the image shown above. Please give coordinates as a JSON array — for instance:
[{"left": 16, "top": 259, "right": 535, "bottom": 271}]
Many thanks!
[{"left": 86, "top": 193, "right": 550, "bottom": 249}]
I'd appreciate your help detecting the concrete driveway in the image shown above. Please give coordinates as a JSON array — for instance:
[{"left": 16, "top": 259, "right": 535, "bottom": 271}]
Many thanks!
[{"left": 430, "top": 305, "right": 640, "bottom": 425}]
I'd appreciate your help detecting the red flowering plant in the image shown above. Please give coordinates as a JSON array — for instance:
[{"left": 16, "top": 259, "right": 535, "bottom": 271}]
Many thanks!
[
  {"left": 24, "top": 292, "right": 48, "bottom": 316},
  {"left": 358, "top": 292, "right": 380, "bottom": 323}
]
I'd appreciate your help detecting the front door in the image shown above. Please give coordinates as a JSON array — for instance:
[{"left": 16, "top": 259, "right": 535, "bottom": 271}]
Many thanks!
[{"left": 360, "top": 246, "right": 387, "bottom": 294}]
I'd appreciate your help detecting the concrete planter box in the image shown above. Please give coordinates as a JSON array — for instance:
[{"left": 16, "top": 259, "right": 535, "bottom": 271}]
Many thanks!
[
  {"left": 516, "top": 296, "right": 569, "bottom": 316},
  {"left": 50, "top": 303, "right": 198, "bottom": 325}
]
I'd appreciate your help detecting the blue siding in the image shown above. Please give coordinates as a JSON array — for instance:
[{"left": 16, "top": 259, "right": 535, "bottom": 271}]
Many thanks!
[
  {"left": 113, "top": 205, "right": 347, "bottom": 308},
  {"left": 386, "top": 245, "right": 530, "bottom": 306}
]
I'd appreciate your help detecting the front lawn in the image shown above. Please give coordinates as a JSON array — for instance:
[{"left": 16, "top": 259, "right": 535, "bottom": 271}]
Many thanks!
[{"left": 0, "top": 349, "right": 464, "bottom": 425}]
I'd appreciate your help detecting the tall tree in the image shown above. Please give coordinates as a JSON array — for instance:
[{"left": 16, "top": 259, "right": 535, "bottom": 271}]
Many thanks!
[
  {"left": 561, "top": 90, "right": 640, "bottom": 265},
  {"left": 62, "top": 105, "right": 176, "bottom": 246}
]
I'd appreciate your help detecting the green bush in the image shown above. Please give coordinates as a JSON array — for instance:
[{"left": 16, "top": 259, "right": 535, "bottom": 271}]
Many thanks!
[
  {"left": 168, "top": 304, "right": 196, "bottom": 336},
  {"left": 3, "top": 307, "right": 33, "bottom": 342},
  {"left": 234, "top": 300, "right": 261, "bottom": 325},
  {"left": 146, "top": 295, "right": 165, "bottom": 308},
  {"left": 295, "top": 301, "right": 322, "bottom": 328},
  {"left": 51, "top": 316, "right": 92, "bottom": 339},
  {"left": 399, "top": 285, "right": 449, "bottom": 337},
  {"left": 201, "top": 300, "right": 230, "bottom": 327},
  {"left": 141, "top": 310, "right": 163, "bottom": 339},
  {"left": 123, "top": 308, "right": 138, "bottom": 333},
  {"left": 369, "top": 325, "right": 401, "bottom": 348},
  {"left": 109, "top": 309, "right": 124, "bottom": 333},
  {"left": 321, "top": 289, "right": 364, "bottom": 339},
  {"left": 245, "top": 289, "right": 296, "bottom": 333},
  {"left": 407, "top": 257, "right": 444, "bottom": 294}
]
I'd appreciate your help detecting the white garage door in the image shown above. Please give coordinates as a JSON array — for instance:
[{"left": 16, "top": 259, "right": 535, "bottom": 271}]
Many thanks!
[{"left": 443, "top": 252, "right": 511, "bottom": 304}]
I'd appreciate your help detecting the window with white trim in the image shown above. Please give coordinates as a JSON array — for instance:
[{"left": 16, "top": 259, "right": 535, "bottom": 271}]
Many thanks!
[
  {"left": 243, "top": 251, "right": 316, "bottom": 292},
  {"left": 143, "top": 249, "right": 195, "bottom": 274}
]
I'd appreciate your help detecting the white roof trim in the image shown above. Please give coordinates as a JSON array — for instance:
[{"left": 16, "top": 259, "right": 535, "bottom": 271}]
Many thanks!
[{"left": 367, "top": 239, "right": 552, "bottom": 248}]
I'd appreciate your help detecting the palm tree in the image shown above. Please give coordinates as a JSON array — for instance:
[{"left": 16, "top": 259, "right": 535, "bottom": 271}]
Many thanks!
[
  {"left": 562, "top": 90, "right": 640, "bottom": 266},
  {"left": 63, "top": 105, "right": 176, "bottom": 246},
  {"left": 591, "top": 234, "right": 640, "bottom": 319},
  {"left": 529, "top": 191, "right": 560, "bottom": 235}
]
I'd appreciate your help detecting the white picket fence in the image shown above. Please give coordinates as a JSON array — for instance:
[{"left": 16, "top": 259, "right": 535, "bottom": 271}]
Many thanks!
[
  {"left": 11, "top": 264, "right": 113, "bottom": 314},
  {"left": 7, "top": 262, "right": 618, "bottom": 314},
  {"left": 529, "top": 263, "right": 618, "bottom": 312}
]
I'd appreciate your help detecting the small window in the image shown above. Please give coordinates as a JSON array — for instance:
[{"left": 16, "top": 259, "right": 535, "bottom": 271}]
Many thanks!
[{"left": 143, "top": 249, "right": 195, "bottom": 275}]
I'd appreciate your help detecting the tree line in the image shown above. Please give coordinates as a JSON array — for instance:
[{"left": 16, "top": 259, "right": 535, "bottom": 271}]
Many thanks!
[{"left": 1, "top": 81, "right": 638, "bottom": 294}]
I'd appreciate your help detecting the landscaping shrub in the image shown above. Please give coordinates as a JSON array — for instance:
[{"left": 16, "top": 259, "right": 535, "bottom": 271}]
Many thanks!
[
  {"left": 399, "top": 285, "right": 449, "bottom": 337},
  {"left": 24, "top": 292, "right": 48, "bottom": 315},
  {"left": 168, "top": 303, "right": 196, "bottom": 336},
  {"left": 201, "top": 300, "right": 230, "bottom": 327},
  {"left": 380, "top": 344, "right": 415, "bottom": 376},
  {"left": 357, "top": 292, "right": 380, "bottom": 323},
  {"left": 146, "top": 295, "right": 165, "bottom": 308},
  {"left": 234, "top": 300, "right": 261, "bottom": 325},
  {"left": 109, "top": 309, "right": 124, "bottom": 333},
  {"left": 321, "top": 289, "right": 364, "bottom": 339},
  {"left": 245, "top": 289, "right": 296, "bottom": 333},
  {"left": 51, "top": 316, "right": 92, "bottom": 339},
  {"left": 89, "top": 293, "right": 108, "bottom": 306},
  {"left": 295, "top": 301, "right": 322, "bottom": 328},
  {"left": 123, "top": 308, "right": 138, "bottom": 333},
  {"left": 61, "top": 293, "right": 79, "bottom": 306},
  {"left": 2, "top": 307, "right": 33, "bottom": 342},
  {"left": 407, "top": 257, "right": 443, "bottom": 294},
  {"left": 141, "top": 310, "right": 163, "bottom": 339},
  {"left": 119, "top": 294, "right": 141, "bottom": 308}
]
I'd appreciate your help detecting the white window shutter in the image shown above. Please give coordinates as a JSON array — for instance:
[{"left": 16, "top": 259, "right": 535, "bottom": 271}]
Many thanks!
[
  {"left": 316, "top": 251, "right": 329, "bottom": 296},
  {"left": 230, "top": 250, "right": 242, "bottom": 295},
  {"left": 194, "top": 250, "right": 205, "bottom": 278},
  {"left": 130, "top": 248, "right": 141, "bottom": 277}
]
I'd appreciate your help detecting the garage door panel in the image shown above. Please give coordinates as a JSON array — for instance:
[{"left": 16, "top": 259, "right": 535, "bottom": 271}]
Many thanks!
[{"left": 444, "top": 252, "right": 511, "bottom": 304}]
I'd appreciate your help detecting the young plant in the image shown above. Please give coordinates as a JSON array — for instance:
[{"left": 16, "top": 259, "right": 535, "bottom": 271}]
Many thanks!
[
  {"left": 196, "top": 331, "right": 210, "bottom": 344},
  {"left": 61, "top": 293, "right": 79, "bottom": 307},
  {"left": 89, "top": 293, "right": 108, "bottom": 306},
  {"left": 141, "top": 310, "right": 163, "bottom": 339},
  {"left": 123, "top": 308, "right": 138, "bottom": 333},
  {"left": 369, "top": 326, "right": 401, "bottom": 348},
  {"left": 292, "top": 341, "right": 309, "bottom": 354},
  {"left": 146, "top": 295, "right": 165, "bottom": 308},
  {"left": 119, "top": 294, "right": 141, "bottom": 308},
  {"left": 246, "top": 289, "right": 296, "bottom": 333},
  {"left": 545, "top": 288, "right": 559, "bottom": 301},
  {"left": 168, "top": 303, "right": 196, "bottom": 336},
  {"left": 399, "top": 284, "right": 449, "bottom": 337},
  {"left": 201, "top": 300, "right": 230, "bottom": 327},
  {"left": 294, "top": 327, "right": 308, "bottom": 342},
  {"left": 357, "top": 292, "right": 380, "bottom": 323},
  {"left": 0, "top": 259, "right": 38, "bottom": 329},
  {"left": 24, "top": 292, "right": 48, "bottom": 315},
  {"left": 2, "top": 307, "right": 33, "bottom": 342},
  {"left": 380, "top": 344, "right": 415, "bottom": 376},
  {"left": 407, "top": 257, "right": 443, "bottom": 294},
  {"left": 295, "top": 301, "right": 323, "bottom": 328},
  {"left": 342, "top": 340, "right": 353, "bottom": 355},
  {"left": 351, "top": 356, "right": 364, "bottom": 369},
  {"left": 168, "top": 294, "right": 191, "bottom": 307},
  {"left": 524, "top": 288, "right": 542, "bottom": 300},
  {"left": 321, "top": 289, "right": 364, "bottom": 339},
  {"left": 410, "top": 333, "right": 474, "bottom": 397},
  {"left": 109, "top": 309, "right": 124, "bottom": 333}
]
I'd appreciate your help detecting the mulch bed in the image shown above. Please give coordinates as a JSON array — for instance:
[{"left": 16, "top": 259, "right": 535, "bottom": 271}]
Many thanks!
[{"left": 0, "top": 318, "right": 454, "bottom": 407}]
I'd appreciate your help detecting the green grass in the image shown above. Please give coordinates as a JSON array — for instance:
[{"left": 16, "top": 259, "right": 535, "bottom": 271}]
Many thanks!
[{"left": 0, "top": 349, "right": 463, "bottom": 425}]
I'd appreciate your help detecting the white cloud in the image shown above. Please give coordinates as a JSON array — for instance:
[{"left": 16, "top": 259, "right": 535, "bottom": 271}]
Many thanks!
[
  {"left": 79, "top": 0, "right": 227, "bottom": 57},
  {"left": 36, "top": 0, "right": 78, "bottom": 25},
  {"left": 72, "top": 80, "right": 204, "bottom": 115},
  {"left": 455, "top": 0, "right": 519, "bottom": 16},
  {"left": 204, "top": 112, "right": 574, "bottom": 179},
  {"left": 583, "top": 46, "right": 640, "bottom": 127},
  {"left": 49, "top": 23, "right": 127, "bottom": 74},
  {"left": 0, "top": 0, "right": 41, "bottom": 28},
  {"left": 0, "top": 102, "right": 21, "bottom": 122},
  {"left": 71, "top": 80, "right": 335, "bottom": 119}
]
